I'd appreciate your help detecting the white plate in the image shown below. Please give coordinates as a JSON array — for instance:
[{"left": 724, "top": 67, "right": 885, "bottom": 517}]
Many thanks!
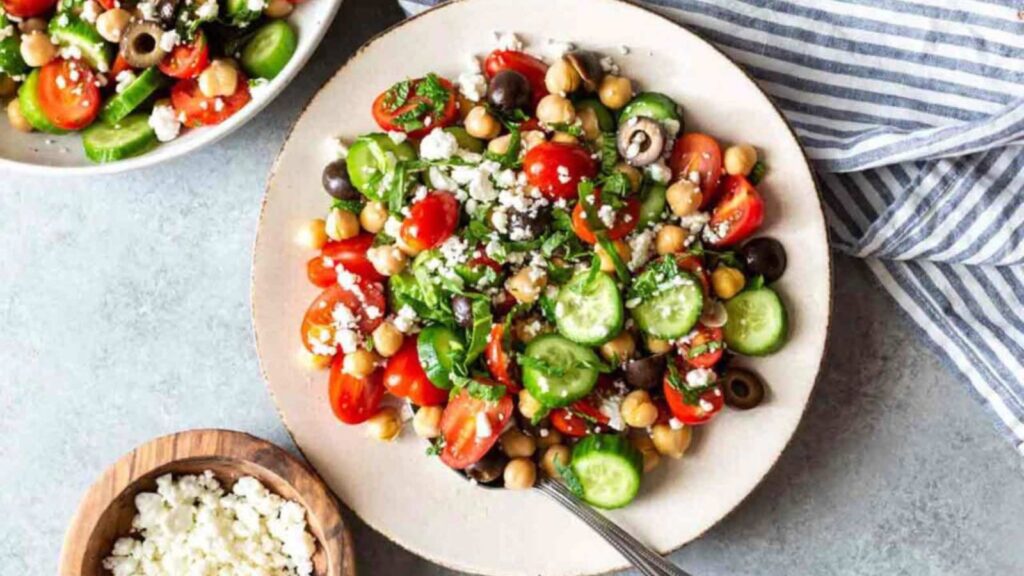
[
  {"left": 0, "top": 0, "right": 343, "bottom": 175},
  {"left": 252, "top": 1, "right": 832, "bottom": 574}
]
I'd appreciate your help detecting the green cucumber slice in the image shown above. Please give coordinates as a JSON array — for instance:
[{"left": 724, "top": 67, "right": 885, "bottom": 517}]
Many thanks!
[
  {"left": 444, "top": 126, "right": 484, "bottom": 153},
  {"left": 521, "top": 334, "right": 600, "bottom": 408},
  {"left": 346, "top": 133, "right": 417, "bottom": 200},
  {"left": 570, "top": 434, "right": 643, "bottom": 509},
  {"left": 723, "top": 287, "right": 788, "bottom": 356},
  {"left": 100, "top": 67, "right": 167, "bottom": 124},
  {"left": 18, "top": 70, "right": 66, "bottom": 134},
  {"left": 637, "top": 182, "right": 666, "bottom": 228},
  {"left": 554, "top": 270, "right": 623, "bottom": 346},
  {"left": 576, "top": 98, "right": 614, "bottom": 132},
  {"left": 48, "top": 14, "right": 113, "bottom": 72},
  {"left": 0, "top": 14, "right": 28, "bottom": 77},
  {"left": 240, "top": 19, "right": 297, "bottom": 80},
  {"left": 630, "top": 271, "right": 704, "bottom": 339},
  {"left": 225, "top": 0, "right": 262, "bottom": 27},
  {"left": 618, "top": 92, "right": 682, "bottom": 135},
  {"left": 417, "top": 325, "right": 465, "bottom": 390},
  {"left": 82, "top": 113, "right": 158, "bottom": 163}
]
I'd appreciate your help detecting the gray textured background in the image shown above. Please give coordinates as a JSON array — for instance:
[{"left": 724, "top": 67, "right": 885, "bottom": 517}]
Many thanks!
[{"left": 2, "top": 1, "right": 1023, "bottom": 574}]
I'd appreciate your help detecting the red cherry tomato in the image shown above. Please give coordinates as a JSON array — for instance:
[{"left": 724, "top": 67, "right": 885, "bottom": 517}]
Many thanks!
[
  {"left": 372, "top": 76, "right": 457, "bottom": 139},
  {"left": 570, "top": 194, "right": 640, "bottom": 244},
  {"left": 550, "top": 408, "right": 589, "bottom": 437},
  {"left": 382, "top": 339, "right": 449, "bottom": 407},
  {"left": 679, "top": 325, "right": 724, "bottom": 369},
  {"left": 484, "top": 324, "right": 520, "bottom": 393},
  {"left": 483, "top": 50, "right": 549, "bottom": 108},
  {"left": 663, "top": 373, "right": 725, "bottom": 426},
  {"left": 171, "top": 75, "right": 252, "bottom": 127},
  {"left": 674, "top": 255, "right": 710, "bottom": 295},
  {"left": 669, "top": 133, "right": 723, "bottom": 209},
  {"left": 440, "top": 384, "right": 514, "bottom": 469},
  {"left": 522, "top": 142, "right": 598, "bottom": 200},
  {"left": 328, "top": 353, "right": 385, "bottom": 424},
  {"left": 300, "top": 281, "right": 386, "bottom": 355},
  {"left": 2, "top": 0, "right": 56, "bottom": 17},
  {"left": 36, "top": 59, "right": 100, "bottom": 131},
  {"left": 400, "top": 191, "right": 460, "bottom": 252},
  {"left": 307, "top": 234, "right": 384, "bottom": 288},
  {"left": 110, "top": 53, "right": 133, "bottom": 76},
  {"left": 707, "top": 175, "right": 765, "bottom": 248},
  {"left": 159, "top": 31, "right": 210, "bottom": 79}
]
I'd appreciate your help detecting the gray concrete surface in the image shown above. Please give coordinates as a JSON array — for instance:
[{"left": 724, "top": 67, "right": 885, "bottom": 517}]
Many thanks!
[{"left": 2, "top": 1, "right": 1023, "bottom": 574}]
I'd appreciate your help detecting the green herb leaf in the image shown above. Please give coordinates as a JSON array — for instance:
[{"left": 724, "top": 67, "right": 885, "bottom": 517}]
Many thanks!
[
  {"left": 518, "top": 355, "right": 567, "bottom": 377},
  {"left": 483, "top": 126, "right": 522, "bottom": 170},
  {"left": 426, "top": 436, "right": 445, "bottom": 456},
  {"left": 627, "top": 255, "right": 695, "bottom": 302},
  {"left": 383, "top": 79, "right": 412, "bottom": 112},
  {"left": 597, "top": 235, "right": 630, "bottom": 284},
  {"left": 416, "top": 73, "right": 451, "bottom": 117},
  {"left": 748, "top": 161, "right": 767, "bottom": 185},
  {"left": 463, "top": 379, "right": 507, "bottom": 402},
  {"left": 332, "top": 199, "right": 364, "bottom": 214},
  {"left": 555, "top": 460, "right": 584, "bottom": 497},
  {"left": 599, "top": 132, "right": 620, "bottom": 175},
  {"left": 748, "top": 274, "right": 765, "bottom": 291},
  {"left": 666, "top": 362, "right": 717, "bottom": 405},
  {"left": 687, "top": 340, "right": 722, "bottom": 359},
  {"left": 464, "top": 297, "right": 493, "bottom": 363}
]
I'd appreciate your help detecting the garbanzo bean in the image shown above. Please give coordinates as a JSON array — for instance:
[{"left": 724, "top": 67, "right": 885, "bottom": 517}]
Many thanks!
[
  {"left": 651, "top": 423, "right": 692, "bottom": 459},
  {"left": 551, "top": 131, "right": 578, "bottom": 145},
  {"left": 198, "top": 59, "right": 239, "bottom": 98},
  {"left": 500, "top": 428, "right": 537, "bottom": 459},
  {"left": 655, "top": 225, "right": 687, "bottom": 255},
  {"left": 518, "top": 389, "right": 543, "bottom": 420},
  {"left": 598, "top": 75, "right": 632, "bottom": 109},
  {"left": 367, "top": 245, "right": 408, "bottom": 277},
  {"left": 371, "top": 322, "right": 404, "bottom": 357},
  {"left": 506, "top": 266, "right": 547, "bottom": 304},
  {"left": 596, "top": 240, "right": 630, "bottom": 274},
  {"left": 359, "top": 201, "right": 388, "bottom": 233},
  {"left": 666, "top": 179, "right": 702, "bottom": 217},
  {"left": 295, "top": 218, "right": 328, "bottom": 249},
  {"left": 711, "top": 266, "right": 746, "bottom": 300},
  {"left": 615, "top": 162, "right": 642, "bottom": 193},
  {"left": 646, "top": 336, "right": 672, "bottom": 354},
  {"left": 95, "top": 8, "right": 131, "bottom": 43},
  {"left": 412, "top": 406, "right": 442, "bottom": 439},
  {"left": 620, "top": 390, "right": 659, "bottom": 428},
  {"left": 536, "top": 427, "right": 563, "bottom": 449},
  {"left": 724, "top": 143, "right": 758, "bottom": 176},
  {"left": 342, "top": 349, "right": 379, "bottom": 378},
  {"left": 366, "top": 408, "right": 402, "bottom": 441},
  {"left": 545, "top": 57, "right": 581, "bottom": 95},
  {"left": 503, "top": 458, "right": 537, "bottom": 489},
  {"left": 7, "top": 100, "right": 33, "bottom": 134},
  {"left": 264, "top": 0, "right": 293, "bottom": 17},
  {"left": 325, "top": 207, "right": 360, "bottom": 241},
  {"left": 465, "top": 106, "right": 501, "bottom": 139},
  {"left": 599, "top": 330, "right": 636, "bottom": 364},
  {"left": 536, "top": 93, "right": 575, "bottom": 125},
  {"left": 20, "top": 32, "right": 56, "bottom": 68},
  {"left": 540, "top": 445, "right": 571, "bottom": 478}
]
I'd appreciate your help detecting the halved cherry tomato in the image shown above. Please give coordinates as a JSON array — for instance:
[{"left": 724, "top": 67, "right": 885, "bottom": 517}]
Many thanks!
[
  {"left": 550, "top": 408, "right": 588, "bottom": 437},
  {"left": 440, "top": 384, "right": 514, "bottom": 469},
  {"left": 571, "top": 194, "right": 640, "bottom": 244},
  {"left": 372, "top": 76, "right": 457, "bottom": 139},
  {"left": 522, "top": 142, "right": 598, "bottom": 200},
  {"left": 328, "top": 353, "right": 385, "bottom": 424},
  {"left": 400, "top": 191, "right": 459, "bottom": 252},
  {"left": 307, "top": 234, "right": 384, "bottom": 288},
  {"left": 707, "top": 175, "right": 765, "bottom": 248},
  {"left": 382, "top": 339, "right": 448, "bottom": 407},
  {"left": 663, "top": 373, "right": 724, "bottom": 426},
  {"left": 111, "top": 53, "right": 133, "bottom": 76},
  {"left": 679, "top": 325, "right": 724, "bottom": 369},
  {"left": 170, "top": 74, "right": 252, "bottom": 127},
  {"left": 2, "top": 0, "right": 56, "bottom": 17},
  {"left": 669, "top": 133, "right": 723, "bottom": 209},
  {"left": 570, "top": 398, "right": 610, "bottom": 426},
  {"left": 96, "top": 0, "right": 115, "bottom": 8},
  {"left": 159, "top": 31, "right": 210, "bottom": 79},
  {"left": 37, "top": 59, "right": 100, "bottom": 131},
  {"left": 484, "top": 324, "right": 520, "bottom": 392},
  {"left": 483, "top": 50, "right": 548, "bottom": 108},
  {"left": 675, "top": 255, "right": 710, "bottom": 294},
  {"left": 300, "top": 280, "right": 386, "bottom": 355}
]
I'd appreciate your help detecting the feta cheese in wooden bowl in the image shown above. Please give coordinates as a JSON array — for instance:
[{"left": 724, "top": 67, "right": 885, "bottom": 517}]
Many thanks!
[{"left": 59, "top": 429, "right": 355, "bottom": 576}]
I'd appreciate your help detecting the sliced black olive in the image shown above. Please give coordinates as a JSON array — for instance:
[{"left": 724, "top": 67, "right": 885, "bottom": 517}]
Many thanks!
[
  {"left": 741, "top": 237, "right": 787, "bottom": 283},
  {"left": 451, "top": 295, "right": 474, "bottom": 328},
  {"left": 322, "top": 159, "right": 359, "bottom": 201},
  {"left": 617, "top": 117, "right": 665, "bottom": 167},
  {"left": 565, "top": 50, "right": 604, "bottom": 92},
  {"left": 487, "top": 70, "right": 531, "bottom": 112},
  {"left": 120, "top": 21, "right": 168, "bottom": 69},
  {"left": 721, "top": 368, "right": 766, "bottom": 410},
  {"left": 154, "top": 0, "right": 179, "bottom": 27},
  {"left": 624, "top": 354, "right": 667, "bottom": 390},
  {"left": 464, "top": 449, "right": 508, "bottom": 485},
  {"left": 507, "top": 206, "right": 551, "bottom": 240}
]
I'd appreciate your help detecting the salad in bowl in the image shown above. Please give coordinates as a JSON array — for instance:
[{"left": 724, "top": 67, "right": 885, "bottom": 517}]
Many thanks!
[{"left": 295, "top": 35, "right": 790, "bottom": 510}]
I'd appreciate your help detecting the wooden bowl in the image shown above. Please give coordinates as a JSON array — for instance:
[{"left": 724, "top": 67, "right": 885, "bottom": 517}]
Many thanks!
[{"left": 59, "top": 429, "right": 356, "bottom": 576}]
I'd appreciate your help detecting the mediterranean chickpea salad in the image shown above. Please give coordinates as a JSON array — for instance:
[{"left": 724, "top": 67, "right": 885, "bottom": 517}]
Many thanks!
[
  {"left": 296, "top": 34, "right": 791, "bottom": 509},
  {"left": 0, "top": 0, "right": 301, "bottom": 162}
]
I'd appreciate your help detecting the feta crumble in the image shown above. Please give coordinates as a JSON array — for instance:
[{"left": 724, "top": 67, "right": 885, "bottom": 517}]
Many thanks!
[
  {"left": 457, "top": 71, "right": 487, "bottom": 102},
  {"left": 494, "top": 31, "right": 523, "bottom": 51},
  {"left": 148, "top": 104, "right": 182, "bottom": 142},
  {"left": 419, "top": 127, "right": 459, "bottom": 160}
]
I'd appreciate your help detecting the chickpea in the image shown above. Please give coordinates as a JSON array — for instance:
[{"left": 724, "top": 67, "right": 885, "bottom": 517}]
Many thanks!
[
  {"left": 711, "top": 266, "right": 746, "bottom": 300},
  {"left": 264, "top": 0, "right": 293, "bottom": 17},
  {"left": 503, "top": 458, "right": 537, "bottom": 489},
  {"left": 599, "top": 330, "right": 636, "bottom": 364},
  {"left": 666, "top": 179, "right": 702, "bottom": 217},
  {"left": 646, "top": 335, "right": 672, "bottom": 354},
  {"left": 297, "top": 349, "right": 332, "bottom": 370},
  {"left": 596, "top": 239, "right": 630, "bottom": 273},
  {"left": 522, "top": 130, "right": 547, "bottom": 150},
  {"left": 412, "top": 405, "right": 443, "bottom": 439},
  {"left": 366, "top": 407, "right": 402, "bottom": 442},
  {"left": 295, "top": 218, "right": 328, "bottom": 249},
  {"left": 598, "top": 75, "right": 632, "bottom": 110},
  {"left": 577, "top": 106, "right": 601, "bottom": 141},
  {"left": 7, "top": 100, "right": 33, "bottom": 134},
  {"left": 198, "top": 59, "right": 239, "bottom": 98},
  {"left": 367, "top": 245, "right": 408, "bottom": 277},
  {"left": 500, "top": 428, "right": 537, "bottom": 458},
  {"left": 544, "top": 57, "right": 581, "bottom": 95},
  {"left": 506, "top": 266, "right": 547, "bottom": 304},
  {"left": 655, "top": 225, "right": 687, "bottom": 255},
  {"left": 325, "top": 207, "right": 360, "bottom": 241},
  {"left": 465, "top": 106, "right": 501, "bottom": 139},
  {"left": 518, "top": 389, "right": 543, "bottom": 420},
  {"left": 513, "top": 316, "right": 549, "bottom": 344},
  {"left": 615, "top": 162, "right": 642, "bottom": 193},
  {"left": 487, "top": 133, "right": 513, "bottom": 155},
  {"left": 536, "top": 427, "right": 562, "bottom": 449},
  {"left": 343, "top": 349, "right": 379, "bottom": 378},
  {"left": 95, "top": 8, "right": 131, "bottom": 43},
  {"left": 540, "top": 445, "right": 571, "bottom": 478},
  {"left": 551, "top": 131, "right": 579, "bottom": 145},
  {"left": 359, "top": 201, "right": 388, "bottom": 234},
  {"left": 651, "top": 423, "right": 692, "bottom": 459},
  {"left": 724, "top": 143, "right": 758, "bottom": 176},
  {"left": 629, "top": 432, "right": 661, "bottom": 473},
  {"left": 0, "top": 75, "right": 17, "bottom": 98},
  {"left": 395, "top": 236, "right": 422, "bottom": 258},
  {"left": 536, "top": 93, "right": 575, "bottom": 125},
  {"left": 620, "top": 390, "right": 659, "bottom": 428},
  {"left": 20, "top": 32, "right": 56, "bottom": 68},
  {"left": 371, "top": 322, "right": 404, "bottom": 358},
  {"left": 19, "top": 17, "right": 48, "bottom": 34}
]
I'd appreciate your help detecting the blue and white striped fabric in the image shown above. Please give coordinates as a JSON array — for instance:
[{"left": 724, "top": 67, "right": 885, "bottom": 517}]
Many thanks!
[{"left": 400, "top": 0, "right": 1024, "bottom": 454}]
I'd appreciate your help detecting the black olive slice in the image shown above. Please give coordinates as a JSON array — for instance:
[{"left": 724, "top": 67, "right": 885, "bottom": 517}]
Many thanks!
[
  {"left": 624, "top": 354, "right": 667, "bottom": 390},
  {"left": 487, "top": 70, "right": 531, "bottom": 112},
  {"left": 464, "top": 449, "right": 508, "bottom": 485},
  {"left": 322, "top": 159, "right": 359, "bottom": 201},
  {"left": 617, "top": 117, "right": 665, "bottom": 167},
  {"left": 721, "top": 368, "right": 766, "bottom": 410}
]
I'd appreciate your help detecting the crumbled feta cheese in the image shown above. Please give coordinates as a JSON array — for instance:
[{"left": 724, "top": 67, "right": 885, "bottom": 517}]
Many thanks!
[
  {"left": 556, "top": 165, "right": 571, "bottom": 184},
  {"left": 495, "top": 31, "right": 523, "bottom": 51},
  {"left": 196, "top": 0, "right": 219, "bottom": 19},
  {"left": 159, "top": 29, "right": 179, "bottom": 52},
  {"left": 55, "top": 75, "right": 67, "bottom": 90},
  {"left": 627, "top": 229, "right": 656, "bottom": 271},
  {"left": 475, "top": 412, "right": 493, "bottom": 438},
  {"left": 0, "top": 26, "right": 13, "bottom": 41},
  {"left": 646, "top": 160, "right": 672, "bottom": 184},
  {"left": 662, "top": 118, "right": 681, "bottom": 138},
  {"left": 334, "top": 138, "right": 349, "bottom": 159},
  {"left": 599, "top": 56, "right": 619, "bottom": 75},
  {"left": 148, "top": 104, "right": 182, "bottom": 142},
  {"left": 546, "top": 39, "right": 574, "bottom": 58},
  {"left": 597, "top": 204, "right": 616, "bottom": 228},
  {"left": 599, "top": 396, "right": 625, "bottom": 431},
  {"left": 247, "top": 0, "right": 266, "bottom": 11},
  {"left": 80, "top": 0, "right": 100, "bottom": 22},
  {"left": 686, "top": 368, "right": 716, "bottom": 389},
  {"left": 114, "top": 70, "right": 136, "bottom": 94},
  {"left": 419, "top": 127, "right": 459, "bottom": 160},
  {"left": 669, "top": 417, "right": 684, "bottom": 430},
  {"left": 387, "top": 131, "right": 408, "bottom": 145},
  {"left": 393, "top": 306, "right": 419, "bottom": 333},
  {"left": 457, "top": 71, "right": 487, "bottom": 102},
  {"left": 137, "top": 0, "right": 157, "bottom": 20}
]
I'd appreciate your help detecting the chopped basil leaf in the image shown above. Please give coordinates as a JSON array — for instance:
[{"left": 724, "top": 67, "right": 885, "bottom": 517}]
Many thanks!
[
  {"left": 749, "top": 161, "right": 767, "bottom": 185},
  {"left": 555, "top": 460, "right": 585, "bottom": 497},
  {"left": 332, "top": 199, "right": 363, "bottom": 214},
  {"left": 384, "top": 79, "right": 412, "bottom": 112}
]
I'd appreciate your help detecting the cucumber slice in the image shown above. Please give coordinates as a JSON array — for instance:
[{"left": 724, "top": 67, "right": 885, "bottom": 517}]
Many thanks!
[
  {"left": 576, "top": 98, "right": 614, "bottom": 132},
  {"left": 522, "top": 334, "right": 600, "bottom": 408},
  {"left": 554, "top": 270, "right": 623, "bottom": 346},
  {"left": 630, "top": 271, "right": 704, "bottom": 339},
  {"left": 444, "top": 126, "right": 484, "bottom": 153},
  {"left": 225, "top": 0, "right": 262, "bottom": 27},
  {"left": 0, "top": 14, "right": 28, "bottom": 77},
  {"left": 18, "top": 70, "right": 67, "bottom": 134},
  {"left": 570, "top": 434, "right": 643, "bottom": 509},
  {"left": 346, "top": 133, "right": 417, "bottom": 200},
  {"left": 240, "top": 19, "right": 297, "bottom": 80},
  {"left": 723, "top": 287, "right": 788, "bottom": 356},
  {"left": 637, "top": 182, "right": 666, "bottom": 228},
  {"left": 82, "top": 113, "right": 158, "bottom": 163},
  {"left": 417, "top": 325, "right": 465, "bottom": 390},
  {"left": 48, "top": 14, "right": 113, "bottom": 72},
  {"left": 618, "top": 92, "right": 682, "bottom": 133},
  {"left": 100, "top": 67, "right": 167, "bottom": 124}
]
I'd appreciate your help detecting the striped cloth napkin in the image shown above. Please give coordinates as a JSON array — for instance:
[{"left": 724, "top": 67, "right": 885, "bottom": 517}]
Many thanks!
[{"left": 399, "top": 0, "right": 1024, "bottom": 454}]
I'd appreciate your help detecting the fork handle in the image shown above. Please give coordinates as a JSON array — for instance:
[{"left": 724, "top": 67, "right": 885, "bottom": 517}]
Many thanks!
[{"left": 535, "top": 477, "right": 692, "bottom": 576}]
